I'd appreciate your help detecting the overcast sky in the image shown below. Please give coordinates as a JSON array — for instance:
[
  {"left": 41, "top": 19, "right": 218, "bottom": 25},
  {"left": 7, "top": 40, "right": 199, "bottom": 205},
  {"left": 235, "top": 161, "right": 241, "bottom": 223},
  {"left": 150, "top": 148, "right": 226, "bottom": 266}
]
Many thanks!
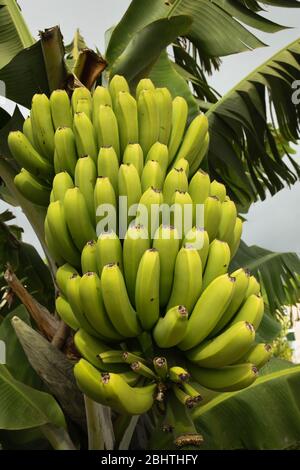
[{"left": 1, "top": 1, "right": 300, "bottom": 255}]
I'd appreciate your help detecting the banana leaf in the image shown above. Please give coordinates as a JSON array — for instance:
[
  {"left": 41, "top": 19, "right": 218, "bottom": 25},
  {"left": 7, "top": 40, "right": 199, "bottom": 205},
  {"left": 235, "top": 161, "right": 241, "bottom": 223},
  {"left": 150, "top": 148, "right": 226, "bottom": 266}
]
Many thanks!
[
  {"left": 0, "top": 363, "right": 65, "bottom": 430},
  {"left": 232, "top": 241, "right": 300, "bottom": 316},
  {"left": 192, "top": 358, "right": 300, "bottom": 449},
  {"left": 106, "top": 0, "right": 296, "bottom": 68},
  {"left": 205, "top": 36, "right": 300, "bottom": 208},
  {"left": 0, "top": 0, "right": 34, "bottom": 69},
  {"left": 0, "top": 306, "right": 43, "bottom": 388},
  {"left": 109, "top": 15, "right": 192, "bottom": 85}
]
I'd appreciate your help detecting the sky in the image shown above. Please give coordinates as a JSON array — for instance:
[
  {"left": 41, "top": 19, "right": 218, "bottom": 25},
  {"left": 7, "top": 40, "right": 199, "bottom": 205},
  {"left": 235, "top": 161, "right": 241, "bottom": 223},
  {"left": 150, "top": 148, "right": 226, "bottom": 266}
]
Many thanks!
[{"left": 1, "top": 0, "right": 300, "bottom": 256}]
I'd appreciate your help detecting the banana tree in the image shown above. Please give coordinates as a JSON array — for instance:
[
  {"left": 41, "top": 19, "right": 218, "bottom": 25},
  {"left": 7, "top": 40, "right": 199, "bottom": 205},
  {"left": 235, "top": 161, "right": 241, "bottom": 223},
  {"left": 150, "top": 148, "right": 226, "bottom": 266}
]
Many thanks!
[{"left": 1, "top": 0, "right": 300, "bottom": 450}]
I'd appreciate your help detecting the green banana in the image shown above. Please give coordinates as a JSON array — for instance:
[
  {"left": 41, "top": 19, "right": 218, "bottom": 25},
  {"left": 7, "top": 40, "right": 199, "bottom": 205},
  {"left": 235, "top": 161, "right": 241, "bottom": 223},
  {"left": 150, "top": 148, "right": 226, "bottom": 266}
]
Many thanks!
[
  {"left": 44, "top": 218, "right": 65, "bottom": 265},
  {"left": 171, "top": 190, "right": 193, "bottom": 240},
  {"left": 178, "top": 274, "right": 236, "bottom": 351},
  {"left": 56, "top": 263, "right": 79, "bottom": 297},
  {"left": 54, "top": 127, "right": 78, "bottom": 177},
  {"left": 236, "top": 343, "right": 272, "bottom": 369},
  {"left": 153, "top": 225, "right": 180, "bottom": 307},
  {"left": 137, "top": 187, "right": 163, "bottom": 239},
  {"left": 245, "top": 275, "right": 261, "bottom": 297},
  {"left": 189, "top": 362, "right": 258, "bottom": 392},
  {"left": 167, "top": 246, "right": 202, "bottom": 313},
  {"left": 138, "top": 89, "right": 160, "bottom": 156},
  {"left": 136, "top": 78, "right": 155, "bottom": 99},
  {"left": 153, "top": 357, "right": 168, "bottom": 380},
  {"left": 81, "top": 240, "right": 98, "bottom": 274},
  {"left": 115, "top": 91, "right": 138, "bottom": 154},
  {"left": 217, "top": 200, "right": 237, "bottom": 243},
  {"left": 123, "top": 143, "right": 144, "bottom": 177},
  {"left": 54, "top": 150, "right": 61, "bottom": 174},
  {"left": 211, "top": 268, "right": 250, "bottom": 335},
  {"left": 66, "top": 274, "right": 100, "bottom": 337},
  {"left": 52, "top": 172, "right": 74, "bottom": 203},
  {"left": 183, "top": 227, "right": 210, "bottom": 268},
  {"left": 14, "top": 169, "right": 50, "bottom": 206},
  {"left": 101, "top": 369, "right": 156, "bottom": 415},
  {"left": 31, "top": 93, "right": 55, "bottom": 161},
  {"left": 189, "top": 132, "right": 210, "bottom": 176},
  {"left": 109, "top": 74, "right": 130, "bottom": 109},
  {"left": 75, "top": 155, "right": 97, "bottom": 224},
  {"left": 135, "top": 248, "right": 160, "bottom": 330},
  {"left": 172, "top": 384, "right": 198, "bottom": 409},
  {"left": 75, "top": 98, "right": 92, "bottom": 120},
  {"left": 155, "top": 87, "right": 172, "bottom": 145},
  {"left": 174, "top": 114, "right": 208, "bottom": 166},
  {"left": 146, "top": 142, "right": 169, "bottom": 173},
  {"left": 55, "top": 294, "right": 80, "bottom": 331},
  {"left": 130, "top": 361, "right": 156, "bottom": 380},
  {"left": 189, "top": 170, "right": 211, "bottom": 225},
  {"left": 79, "top": 272, "right": 122, "bottom": 341},
  {"left": 97, "top": 105, "right": 120, "bottom": 160},
  {"left": 101, "top": 263, "right": 142, "bottom": 337},
  {"left": 98, "top": 146, "right": 119, "bottom": 195},
  {"left": 169, "top": 366, "right": 190, "bottom": 383},
  {"left": 118, "top": 163, "right": 142, "bottom": 230},
  {"left": 186, "top": 321, "right": 255, "bottom": 368},
  {"left": 96, "top": 231, "right": 123, "bottom": 276},
  {"left": 141, "top": 160, "right": 165, "bottom": 192},
  {"left": 71, "top": 87, "right": 92, "bottom": 114},
  {"left": 8, "top": 131, "right": 53, "bottom": 180},
  {"left": 92, "top": 86, "right": 112, "bottom": 130},
  {"left": 168, "top": 96, "right": 188, "bottom": 164},
  {"left": 228, "top": 217, "right": 243, "bottom": 259},
  {"left": 201, "top": 239, "right": 231, "bottom": 291},
  {"left": 153, "top": 305, "right": 188, "bottom": 348},
  {"left": 204, "top": 196, "right": 222, "bottom": 241},
  {"left": 123, "top": 224, "right": 150, "bottom": 305},
  {"left": 22, "top": 117, "right": 34, "bottom": 145},
  {"left": 50, "top": 89, "right": 73, "bottom": 129},
  {"left": 74, "top": 329, "right": 109, "bottom": 369},
  {"left": 63, "top": 187, "right": 97, "bottom": 251},
  {"left": 231, "top": 294, "right": 264, "bottom": 330},
  {"left": 210, "top": 180, "right": 227, "bottom": 203},
  {"left": 173, "top": 158, "right": 189, "bottom": 179},
  {"left": 163, "top": 168, "right": 188, "bottom": 205},
  {"left": 94, "top": 177, "right": 117, "bottom": 234},
  {"left": 46, "top": 201, "right": 81, "bottom": 267},
  {"left": 73, "top": 112, "right": 98, "bottom": 163}
]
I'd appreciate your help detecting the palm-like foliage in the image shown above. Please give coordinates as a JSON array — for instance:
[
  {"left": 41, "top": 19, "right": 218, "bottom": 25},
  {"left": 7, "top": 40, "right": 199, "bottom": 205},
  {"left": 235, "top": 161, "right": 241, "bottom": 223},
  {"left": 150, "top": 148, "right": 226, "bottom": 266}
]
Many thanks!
[{"left": 0, "top": 0, "right": 300, "bottom": 450}]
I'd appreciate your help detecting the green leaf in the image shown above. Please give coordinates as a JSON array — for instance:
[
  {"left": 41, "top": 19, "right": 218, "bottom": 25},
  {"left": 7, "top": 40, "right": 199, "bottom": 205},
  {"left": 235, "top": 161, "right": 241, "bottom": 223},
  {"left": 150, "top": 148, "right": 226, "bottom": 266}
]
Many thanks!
[
  {"left": 0, "top": 306, "right": 43, "bottom": 388},
  {"left": 65, "top": 28, "right": 88, "bottom": 69},
  {"left": 0, "top": 26, "right": 68, "bottom": 108},
  {"left": 106, "top": 0, "right": 299, "bottom": 68},
  {"left": 149, "top": 50, "right": 199, "bottom": 117},
  {"left": 232, "top": 240, "right": 300, "bottom": 316},
  {"left": 206, "top": 36, "right": 300, "bottom": 207},
  {"left": 109, "top": 15, "right": 192, "bottom": 84},
  {"left": 0, "top": 0, "right": 34, "bottom": 69},
  {"left": 193, "top": 359, "right": 300, "bottom": 449},
  {"left": 0, "top": 364, "right": 65, "bottom": 430}
]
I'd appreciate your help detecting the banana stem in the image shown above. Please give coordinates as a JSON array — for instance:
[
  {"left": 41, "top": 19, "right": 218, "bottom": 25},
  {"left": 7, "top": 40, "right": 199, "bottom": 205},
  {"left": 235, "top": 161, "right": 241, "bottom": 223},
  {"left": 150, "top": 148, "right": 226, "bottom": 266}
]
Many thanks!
[
  {"left": 84, "top": 395, "right": 115, "bottom": 450},
  {"left": 41, "top": 424, "right": 76, "bottom": 450}
]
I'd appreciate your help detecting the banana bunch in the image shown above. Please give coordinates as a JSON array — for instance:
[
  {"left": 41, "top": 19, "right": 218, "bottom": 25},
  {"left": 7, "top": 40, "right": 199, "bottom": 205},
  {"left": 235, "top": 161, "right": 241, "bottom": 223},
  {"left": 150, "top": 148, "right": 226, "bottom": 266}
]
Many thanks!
[{"left": 8, "top": 76, "right": 272, "bottom": 431}]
